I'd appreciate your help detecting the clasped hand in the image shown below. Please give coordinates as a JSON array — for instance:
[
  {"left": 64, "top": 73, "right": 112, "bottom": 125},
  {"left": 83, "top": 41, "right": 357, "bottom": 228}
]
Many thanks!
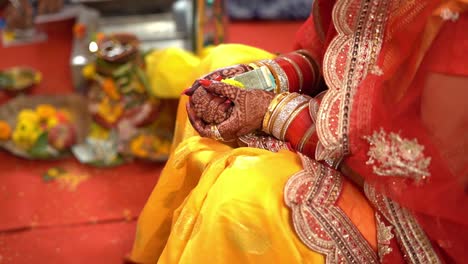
[{"left": 186, "top": 80, "right": 274, "bottom": 141}]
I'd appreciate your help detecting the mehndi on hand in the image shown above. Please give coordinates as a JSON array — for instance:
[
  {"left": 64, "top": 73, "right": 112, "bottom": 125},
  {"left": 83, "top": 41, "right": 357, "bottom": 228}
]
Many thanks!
[
  {"left": 187, "top": 80, "right": 274, "bottom": 141},
  {"left": 189, "top": 82, "right": 233, "bottom": 124}
]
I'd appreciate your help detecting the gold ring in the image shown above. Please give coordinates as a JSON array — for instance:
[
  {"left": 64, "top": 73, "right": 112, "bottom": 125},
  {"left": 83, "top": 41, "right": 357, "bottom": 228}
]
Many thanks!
[{"left": 211, "top": 125, "right": 224, "bottom": 141}]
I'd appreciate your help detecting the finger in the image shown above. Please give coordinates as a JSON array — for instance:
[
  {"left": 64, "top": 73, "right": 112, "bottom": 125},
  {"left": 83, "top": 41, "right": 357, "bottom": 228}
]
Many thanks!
[
  {"left": 201, "top": 81, "right": 240, "bottom": 101},
  {"left": 215, "top": 110, "right": 240, "bottom": 141},
  {"left": 184, "top": 79, "right": 204, "bottom": 96},
  {"left": 202, "top": 96, "right": 230, "bottom": 124},
  {"left": 190, "top": 88, "right": 215, "bottom": 118},
  {"left": 186, "top": 103, "right": 211, "bottom": 137},
  {"left": 213, "top": 100, "right": 233, "bottom": 124}
]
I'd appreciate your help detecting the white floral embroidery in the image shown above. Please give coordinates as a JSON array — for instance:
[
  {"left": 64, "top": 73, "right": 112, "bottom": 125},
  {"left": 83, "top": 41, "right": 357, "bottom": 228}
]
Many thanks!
[
  {"left": 370, "top": 65, "right": 384, "bottom": 76},
  {"left": 440, "top": 8, "right": 459, "bottom": 22},
  {"left": 364, "top": 128, "right": 431, "bottom": 180}
]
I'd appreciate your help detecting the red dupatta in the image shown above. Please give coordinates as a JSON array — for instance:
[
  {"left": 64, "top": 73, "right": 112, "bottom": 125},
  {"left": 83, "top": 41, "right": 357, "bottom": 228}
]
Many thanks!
[{"left": 295, "top": 0, "right": 468, "bottom": 262}]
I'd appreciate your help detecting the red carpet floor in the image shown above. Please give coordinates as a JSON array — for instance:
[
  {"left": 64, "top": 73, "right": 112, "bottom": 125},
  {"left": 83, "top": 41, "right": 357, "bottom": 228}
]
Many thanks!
[{"left": 0, "top": 18, "right": 302, "bottom": 263}]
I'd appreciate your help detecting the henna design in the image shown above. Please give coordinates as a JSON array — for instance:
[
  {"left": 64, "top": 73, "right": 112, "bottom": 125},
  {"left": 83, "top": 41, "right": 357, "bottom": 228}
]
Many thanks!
[
  {"left": 190, "top": 88, "right": 232, "bottom": 124},
  {"left": 188, "top": 81, "right": 274, "bottom": 141}
]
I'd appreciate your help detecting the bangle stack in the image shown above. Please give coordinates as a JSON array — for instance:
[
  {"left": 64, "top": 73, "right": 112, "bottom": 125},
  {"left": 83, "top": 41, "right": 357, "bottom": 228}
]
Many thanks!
[
  {"left": 251, "top": 50, "right": 321, "bottom": 95},
  {"left": 258, "top": 60, "right": 289, "bottom": 93},
  {"left": 262, "top": 92, "right": 311, "bottom": 140}
]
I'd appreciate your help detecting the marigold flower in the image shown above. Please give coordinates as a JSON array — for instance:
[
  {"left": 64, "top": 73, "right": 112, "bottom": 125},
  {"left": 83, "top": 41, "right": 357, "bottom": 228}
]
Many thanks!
[
  {"left": 12, "top": 119, "right": 42, "bottom": 150},
  {"left": 97, "top": 97, "right": 124, "bottom": 124},
  {"left": 73, "top": 23, "right": 87, "bottom": 39},
  {"left": 18, "top": 109, "right": 39, "bottom": 123},
  {"left": 130, "top": 135, "right": 149, "bottom": 158},
  {"left": 102, "top": 78, "right": 121, "bottom": 100},
  {"left": 82, "top": 64, "right": 96, "bottom": 80},
  {"left": 47, "top": 117, "right": 59, "bottom": 129},
  {"left": 36, "top": 104, "right": 56, "bottom": 120},
  {"left": 0, "top": 120, "right": 12, "bottom": 140},
  {"left": 47, "top": 168, "right": 60, "bottom": 178}
]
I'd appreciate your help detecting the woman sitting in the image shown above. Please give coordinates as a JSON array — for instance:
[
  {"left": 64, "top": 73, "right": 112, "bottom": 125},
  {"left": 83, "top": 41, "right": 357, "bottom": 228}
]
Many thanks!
[{"left": 129, "top": 0, "right": 468, "bottom": 263}]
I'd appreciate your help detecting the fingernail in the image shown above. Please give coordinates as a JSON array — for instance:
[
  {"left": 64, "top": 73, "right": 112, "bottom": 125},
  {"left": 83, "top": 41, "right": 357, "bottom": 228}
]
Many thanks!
[
  {"left": 199, "top": 79, "right": 212, "bottom": 87},
  {"left": 184, "top": 86, "right": 197, "bottom": 95},
  {"left": 215, "top": 76, "right": 223, "bottom": 81},
  {"left": 181, "top": 88, "right": 189, "bottom": 95}
]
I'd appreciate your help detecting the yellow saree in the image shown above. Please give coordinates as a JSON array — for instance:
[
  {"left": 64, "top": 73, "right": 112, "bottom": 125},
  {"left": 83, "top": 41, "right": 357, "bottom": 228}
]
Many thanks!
[{"left": 129, "top": 44, "right": 377, "bottom": 263}]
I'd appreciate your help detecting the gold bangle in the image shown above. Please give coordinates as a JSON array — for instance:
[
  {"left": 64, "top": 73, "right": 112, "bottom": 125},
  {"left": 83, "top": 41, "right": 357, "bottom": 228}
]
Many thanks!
[
  {"left": 280, "top": 102, "right": 309, "bottom": 141},
  {"left": 262, "top": 92, "right": 288, "bottom": 133},
  {"left": 268, "top": 93, "right": 300, "bottom": 136},
  {"left": 258, "top": 61, "right": 281, "bottom": 94},
  {"left": 248, "top": 62, "right": 260, "bottom": 69},
  {"left": 270, "top": 94, "right": 309, "bottom": 139}
]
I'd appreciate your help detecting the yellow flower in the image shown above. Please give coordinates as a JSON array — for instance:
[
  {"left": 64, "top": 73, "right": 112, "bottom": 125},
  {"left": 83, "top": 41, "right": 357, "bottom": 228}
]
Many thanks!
[
  {"left": 47, "top": 117, "right": 59, "bottom": 129},
  {"left": 0, "top": 120, "right": 12, "bottom": 140},
  {"left": 18, "top": 109, "right": 40, "bottom": 123},
  {"left": 36, "top": 104, "right": 56, "bottom": 120},
  {"left": 47, "top": 168, "right": 61, "bottom": 178},
  {"left": 89, "top": 123, "right": 110, "bottom": 140},
  {"left": 34, "top": 72, "right": 42, "bottom": 84},
  {"left": 97, "top": 97, "right": 124, "bottom": 124},
  {"left": 130, "top": 135, "right": 149, "bottom": 158},
  {"left": 12, "top": 119, "right": 42, "bottom": 150},
  {"left": 4, "top": 31, "right": 15, "bottom": 41},
  {"left": 82, "top": 64, "right": 96, "bottom": 80}
]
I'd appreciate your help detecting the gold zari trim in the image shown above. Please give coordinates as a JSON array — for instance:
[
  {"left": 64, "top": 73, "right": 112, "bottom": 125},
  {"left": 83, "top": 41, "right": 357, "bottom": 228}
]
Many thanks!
[
  {"left": 365, "top": 184, "right": 442, "bottom": 264},
  {"left": 285, "top": 154, "right": 379, "bottom": 264},
  {"left": 316, "top": 0, "right": 392, "bottom": 164},
  {"left": 262, "top": 92, "right": 288, "bottom": 133}
]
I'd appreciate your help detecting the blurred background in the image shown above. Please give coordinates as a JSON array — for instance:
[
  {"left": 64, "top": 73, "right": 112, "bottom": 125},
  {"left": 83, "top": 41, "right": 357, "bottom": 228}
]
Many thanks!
[{"left": 0, "top": 1, "right": 309, "bottom": 263}]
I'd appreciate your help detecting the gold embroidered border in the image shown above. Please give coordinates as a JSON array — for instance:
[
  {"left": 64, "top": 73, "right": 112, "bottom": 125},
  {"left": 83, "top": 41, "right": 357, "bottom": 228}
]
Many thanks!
[
  {"left": 285, "top": 154, "right": 379, "bottom": 264},
  {"left": 364, "top": 184, "right": 442, "bottom": 264},
  {"left": 316, "top": 0, "right": 392, "bottom": 164}
]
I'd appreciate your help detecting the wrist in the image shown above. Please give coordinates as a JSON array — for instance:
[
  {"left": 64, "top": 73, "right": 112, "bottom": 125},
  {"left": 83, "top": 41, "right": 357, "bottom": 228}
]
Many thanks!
[
  {"left": 262, "top": 93, "right": 311, "bottom": 140},
  {"left": 253, "top": 50, "right": 321, "bottom": 95}
]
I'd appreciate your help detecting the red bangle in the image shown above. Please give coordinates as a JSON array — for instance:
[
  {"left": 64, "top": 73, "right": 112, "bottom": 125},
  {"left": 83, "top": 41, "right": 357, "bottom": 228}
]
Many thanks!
[
  {"left": 275, "top": 57, "right": 300, "bottom": 93},
  {"left": 294, "top": 50, "right": 321, "bottom": 94},
  {"left": 284, "top": 106, "right": 313, "bottom": 148},
  {"left": 289, "top": 53, "right": 314, "bottom": 91},
  {"left": 279, "top": 56, "right": 304, "bottom": 93},
  {"left": 276, "top": 51, "right": 321, "bottom": 95}
]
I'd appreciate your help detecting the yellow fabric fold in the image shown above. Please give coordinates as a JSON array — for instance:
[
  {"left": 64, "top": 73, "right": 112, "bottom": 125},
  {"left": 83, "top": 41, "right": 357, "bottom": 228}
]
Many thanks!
[{"left": 130, "top": 138, "right": 325, "bottom": 263}]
